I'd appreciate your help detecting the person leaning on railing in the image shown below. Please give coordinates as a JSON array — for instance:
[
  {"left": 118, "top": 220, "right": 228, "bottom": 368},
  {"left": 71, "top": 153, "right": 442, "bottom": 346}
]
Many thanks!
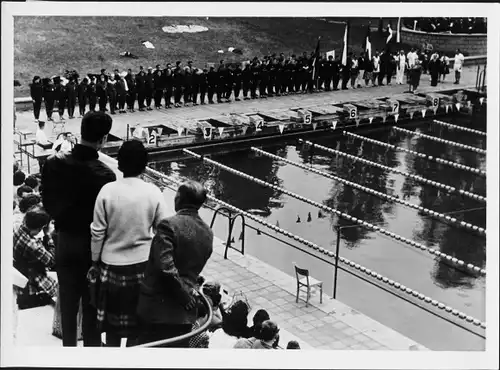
[{"left": 136, "top": 180, "right": 214, "bottom": 348}]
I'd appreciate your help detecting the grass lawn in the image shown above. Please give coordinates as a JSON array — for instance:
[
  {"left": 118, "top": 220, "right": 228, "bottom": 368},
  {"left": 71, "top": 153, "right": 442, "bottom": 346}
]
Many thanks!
[{"left": 14, "top": 17, "right": 409, "bottom": 97}]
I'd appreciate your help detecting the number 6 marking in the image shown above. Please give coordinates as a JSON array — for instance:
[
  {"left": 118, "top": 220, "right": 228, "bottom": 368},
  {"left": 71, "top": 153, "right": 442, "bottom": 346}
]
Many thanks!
[{"left": 350, "top": 109, "right": 356, "bottom": 118}]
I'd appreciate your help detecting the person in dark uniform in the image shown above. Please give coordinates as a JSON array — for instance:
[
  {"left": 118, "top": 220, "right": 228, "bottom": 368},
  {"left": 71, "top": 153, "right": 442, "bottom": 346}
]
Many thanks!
[
  {"left": 225, "top": 65, "right": 234, "bottom": 102},
  {"left": 242, "top": 63, "right": 252, "bottom": 100},
  {"left": 183, "top": 67, "right": 193, "bottom": 106},
  {"left": 341, "top": 56, "right": 350, "bottom": 90},
  {"left": 285, "top": 59, "right": 294, "bottom": 95},
  {"left": 332, "top": 56, "right": 341, "bottom": 90},
  {"left": 145, "top": 67, "right": 154, "bottom": 110},
  {"left": 323, "top": 55, "right": 333, "bottom": 91},
  {"left": 126, "top": 73, "right": 137, "bottom": 112},
  {"left": 191, "top": 68, "right": 200, "bottom": 105},
  {"left": 77, "top": 77, "right": 89, "bottom": 117},
  {"left": 197, "top": 68, "right": 208, "bottom": 105},
  {"left": 250, "top": 61, "right": 260, "bottom": 99},
  {"left": 378, "top": 50, "right": 387, "bottom": 86},
  {"left": 173, "top": 61, "right": 183, "bottom": 108},
  {"left": 106, "top": 75, "right": 117, "bottom": 115},
  {"left": 300, "top": 59, "right": 309, "bottom": 93},
  {"left": 87, "top": 76, "right": 97, "bottom": 112},
  {"left": 54, "top": 77, "right": 67, "bottom": 121},
  {"left": 42, "top": 78, "right": 56, "bottom": 121},
  {"left": 232, "top": 64, "right": 243, "bottom": 101},
  {"left": 100, "top": 69, "right": 108, "bottom": 82},
  {"left": 259, "top": 62, "right": 269, "bottom": 98},
  {"left": 136, "top": 70, "right": 146, "bottom": 111},
  {"left": 274, "top": 60, "right": 283, "bottom": 96},
  {"left": 116, "top": 74, "right": 128, "bottom": 113},
  {"left": 428, "top": 53, "right": 441, "bottom": 87},
  {"left": 163, "top": 64, "right": 173, "bottom": 109},
  {"left": 113, "top": 69, "right": 121, "bottom": 111},
  {"left": 154, "top": 70, "right": 165, "bottom": 109},
  {"left": 207, "top": 66, "right": 217, "bottom": 104},
  {"left": 216, "top": 60, "right": 226, "bottom": 103},
  {"left": 66, "top": 77, "right": 78, "bottom": 119},
  {"left": 267, "top": 60, "right": 276, "bottom": 97},
  {"left": 30, "top": 76, "right": 43, "bottom": 123},
  {"left": 318, "top": 57, "right": 327, "bottom": 91},
  {"left": 96, "top": 74, "right": 108, "bottom": 112}
]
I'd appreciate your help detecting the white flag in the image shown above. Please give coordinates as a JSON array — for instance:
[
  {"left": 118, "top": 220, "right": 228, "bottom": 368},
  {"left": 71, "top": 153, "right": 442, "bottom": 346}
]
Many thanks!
[
  {"left": 332, "top": 121, "right": 338, "bottom": 130},
  {"left": 177, "top": 127, "right": 183, "bottom": 136},
  {"left": 341, "top": 22, "right": 348, "bottom": 66},
  {"left": 479, "top": 97, "right": 484, "bottom": 105},
  {"left": 241, "top": 126, "right": 248, "bottom": 135},
  {"left": 142, "top": 41, "right": 155, "bottom": 49},
  {"left": 410, "top": 112, "right": 415, "bottom": 119},
  {"left": 326, "top": 50, "right": 335, "bottom": 60},
  {"left": 456, "top": 103, "right": 461, "bottom": 110},
  {"left": 445, "top": 105, "right": 449, "bottom": 113},
  {"left": 422, "top": 109, "right": 426, "bottom": 118},
  {"left": 382, "top": 116, "right": 387, "bottom": 123},
  {"left": 355, "top": 119, "right": 360, "bottom": 127},
  {"left": 396, "top": 18, "right": 401, "bottom": 43},
  {"left": 218, "top": 127, "right": 224, "bottom": 136},
  {"left": 369, "top": 117, "right": 374, "bottom": 124},
  {"left": 157, "top": 127, "right": 163, "bottom": 136},
  {"left": 312, "top": 122, "right": 317, "bottom": 131},
  {"left": 386, "top": 24, "right": 393, "bottom": 44},
  {"left": 467, "top": 100, "right": 471, "bottom": 107},
  {"left": 394, "top": 114, "right": 399, "bottom": 122},
  {"left": 278, "top": 124, "right": 285, "bottom": 134},
  {"left": 433, "top": 107, "right": 438, "bottom": 115}
]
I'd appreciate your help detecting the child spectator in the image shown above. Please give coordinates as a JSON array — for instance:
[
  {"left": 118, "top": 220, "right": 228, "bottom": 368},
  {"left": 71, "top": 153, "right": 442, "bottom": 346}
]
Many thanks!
[
  {"left": 249, "top": 309, "right": 270, "bottom": 339},
  {"left": 17, "top": 185, "right": 34, "bottom": 200},
  {"left": 13, "top": 206, "right": 57, "bottom": 309},
  {"left": 13, "top": 193, "right": 42, "bottom": 231},
  {"left": 24, "top": 175, "right": 40, "bottom": 193},
  {"left": 287, "top": 340, "right": 301, "bottom": 349}
]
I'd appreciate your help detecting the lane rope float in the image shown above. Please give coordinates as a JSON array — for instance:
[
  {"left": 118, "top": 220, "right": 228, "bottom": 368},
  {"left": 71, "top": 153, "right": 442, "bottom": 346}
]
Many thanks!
[
  {"left": 432, "top": 119, "right": 487, "bottom": 137},
  {"left": 251, "top": 147, "right": 485, "bottom": 235},
  {"left": 298, "top": 139, "right": 486, "bottom": 203},
  {"left": 393, "top": 126, "right": 487, "bottom": 155},
  {"left": 343, "top": 131, "right": 487, "bottom": 177},
  {"left": 183, "top": 148, "right": 486, "bottom": 276}
]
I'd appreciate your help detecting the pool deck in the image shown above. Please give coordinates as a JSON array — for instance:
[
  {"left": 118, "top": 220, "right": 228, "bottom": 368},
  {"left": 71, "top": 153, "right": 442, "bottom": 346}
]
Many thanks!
[{"left": 13, "top": 66, "right": 481, "bottom": 172}]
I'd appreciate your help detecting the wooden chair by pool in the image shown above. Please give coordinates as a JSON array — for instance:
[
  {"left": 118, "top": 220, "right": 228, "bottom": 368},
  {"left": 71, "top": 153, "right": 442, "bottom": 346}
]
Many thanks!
[{"left": 293, "top": 263, "right": 323, "bottom": 307}]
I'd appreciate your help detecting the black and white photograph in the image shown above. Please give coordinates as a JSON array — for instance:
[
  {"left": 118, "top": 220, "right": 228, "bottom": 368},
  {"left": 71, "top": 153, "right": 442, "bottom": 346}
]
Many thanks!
[{"left": 2, "top": 2, "right": 499, "bottom": 369}]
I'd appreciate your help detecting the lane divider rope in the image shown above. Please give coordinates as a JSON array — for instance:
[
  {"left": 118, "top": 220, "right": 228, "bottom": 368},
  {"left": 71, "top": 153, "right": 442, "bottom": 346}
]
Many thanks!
[
  {"left": 393, "top": 126, "right": 487, "bottom": 155},
  {"left": 251, "top": 147, "right": 485, "bottom": 235},
  {"left": 143, "top": 165, "right": 486, "bottom": 329},
  {"left": 298, "top": 139, "right": 486, "bottom": 203},
  {"left": 432, "top": 119, "right": 487, "bottom": 137},
  {"left": 182, "top": 148, "right": 486, "bottom": 276},
  {"left": 342, "top": 131, "right": 487, "bottom": 177}
]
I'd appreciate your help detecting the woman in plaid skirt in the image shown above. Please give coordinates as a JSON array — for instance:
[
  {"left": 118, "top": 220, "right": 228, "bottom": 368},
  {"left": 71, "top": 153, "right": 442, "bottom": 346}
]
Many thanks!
[{"left": 89, "top": 140, "right": 169, "bottom": 346}]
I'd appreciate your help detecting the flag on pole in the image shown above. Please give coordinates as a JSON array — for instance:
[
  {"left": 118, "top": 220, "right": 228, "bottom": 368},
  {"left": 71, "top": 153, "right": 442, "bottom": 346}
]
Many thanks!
[
  {"left": 312, "top": 37, "right": 321, "bottom": 82},
  {"left": 396, "top": 18, "right": 401, "bottom": 43},
  {"left": 386, "top": 24, "right": 393, "bottom": 44},
  {"left": 363, "top": 26, "right": 372, "bottom": 60},
  {"left": 341, "top": 21, "right": 349, "bottom": 67},
  {"left": 218, "top": 127, "right": 224, "bottom": 136}
]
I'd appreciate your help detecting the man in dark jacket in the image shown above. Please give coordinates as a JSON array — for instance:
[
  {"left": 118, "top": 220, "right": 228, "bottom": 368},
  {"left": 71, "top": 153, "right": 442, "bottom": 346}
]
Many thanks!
[
  {"left": 87, "top": 76, "right": 98, "bottom": 112},
  {"left": 54, "top": 77, "right": 67, "bottom": 121},
  {"left": 42, "top": 78, "right": 56, "bottom": 121},
  {"left": 77, "top": 78, "right": 89, "bottom": 117},
  {"left": 106, "top": 75, "right": 117, "bottom": 115},
  {"left": 233, "top": 64, "right": 243, "bottom": 101},
  {"left": 145, "top": 67, "right": 154, "bottom": 110},
  {"left": 126, "top": 72, "right": 137, "bottom": 112},
  {"left": 163, "top": 64, "right": 174, "bottom": 108},
  {"left": 198, "top": 68, "right": 209, "bottom": 105},
  {"left": 242, "top": 63, "right": 252, "bottom": 100},
  {"left": 207, "top": 66, "right": 217, "bottom": 104},
  {"left": 153, "top": 70, "right": 165, "bottom": 109},
  {"left": 137, "top": 181, "right": 213, "bottom": 347},
  {"left": 173, "top": 62, "right": 184, "bottom": 107},
  {"left": 66, "top": 77, "right": 78, "bottom": 119},
  {"left": 136, "top": 70, "right": 146, "bottom": 111},
  {"left": 41, "top": 111, "right": 116, "bottom": 347},
  {"left": 30, "top": 76, "right": 44, "bottom": 123}
]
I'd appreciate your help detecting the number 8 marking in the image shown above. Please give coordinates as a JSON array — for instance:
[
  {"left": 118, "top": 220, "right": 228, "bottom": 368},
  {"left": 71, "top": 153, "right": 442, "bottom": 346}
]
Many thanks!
[{"left": 433, "top": 98, "right": 439, "bottom": 107}]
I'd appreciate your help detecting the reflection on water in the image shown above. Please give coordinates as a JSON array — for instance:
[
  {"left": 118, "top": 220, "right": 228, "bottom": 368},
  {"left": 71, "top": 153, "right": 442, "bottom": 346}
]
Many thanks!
[{"left": 152, "top": 114, "right": 487, "bottom": 350}]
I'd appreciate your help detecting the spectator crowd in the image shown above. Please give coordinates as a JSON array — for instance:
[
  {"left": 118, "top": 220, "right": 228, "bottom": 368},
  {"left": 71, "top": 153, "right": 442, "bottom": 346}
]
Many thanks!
[
  {"left": 13, "top": 111, "right": 302, "bottom": 349},
  {"left": 403, "top": 17, "right": 487, "bottom": 34},
  {"left": 28, "top": 46, "right": 466, "bottom": 124}
]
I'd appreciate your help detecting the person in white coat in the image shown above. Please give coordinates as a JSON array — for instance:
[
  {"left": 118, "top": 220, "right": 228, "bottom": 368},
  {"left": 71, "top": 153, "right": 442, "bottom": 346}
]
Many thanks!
[{"left": 396, "top": 50, "right": 406, "bottom": 85}]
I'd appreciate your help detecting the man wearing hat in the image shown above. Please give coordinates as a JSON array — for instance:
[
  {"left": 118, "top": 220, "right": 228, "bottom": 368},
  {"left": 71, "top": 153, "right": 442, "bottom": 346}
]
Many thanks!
[
  {"left": 145, "top": 67, "right": 154, "bottom": 110},
  {"left": 77, "top": 77, "right": 89, "bottom": 117},
  {"left": 183, "top": 63, "right": 194, "bottom": 107},
  {"left": 163, "top": 63, "right": 173, "bottom": 109},
  {"left": 42, "top": 78, "right": 56, "bottom": 121},
  {"left": 54, "top": 76, "right": 67, "bottom": 122},
  {"left": 207, "top": 66, "right": 217, "bottom": 104},
  {"left": 136, "top": 68, "right": 146, "bottom": 111},
  {"left": 66, "top": 77, "right": 78, "bottom": 119},
  {"left": 173, "top": 61, "right": 184, "bottom": 108}
]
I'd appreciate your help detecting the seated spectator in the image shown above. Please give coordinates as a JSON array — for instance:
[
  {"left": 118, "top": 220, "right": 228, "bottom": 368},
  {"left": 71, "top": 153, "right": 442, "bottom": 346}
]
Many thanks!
[
  {"left": 17, "top": 184, "right": 34, "bottom": 200},
  {"left": 90, "top": 140, "right": 168, "bottom": 347},
  {"left": 14, "top": 159, "right": 19, "bottom": 173},
  {"left": 201, "top": 281, "right": 224, "bottom": 330},
  {"left": 137, "top": 180, "right": 213, "bottom": 348},
  {"left": 221, "top": 300, "right": 253, "bottom": 339},
  {"left": 13, "top": 206, "right": 57, "bottom": 309},
  {"left": 24, "top": 175, "right": 40, "bottom": 193},
  {"left": 249, "top": 309, "right": 270, "bottom": 339},
  {"left": 233, "top": 320, "right": 280, "bottom": 349},
  {"left": 287, "top": 340, "right": 301, "bottom": 349},
  {"left": 13, "top": 193, "right": 42, "bottom": 231},
  {"left": 35, "top": 121, "right": 51, "bottom": 146}
]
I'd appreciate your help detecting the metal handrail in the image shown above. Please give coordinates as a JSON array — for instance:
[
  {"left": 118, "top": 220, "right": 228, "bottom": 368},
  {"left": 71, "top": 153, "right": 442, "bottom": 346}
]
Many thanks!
[
  {"left": 132, "top": 291, "right": 213, "bottom": 348},
  {"left": 210, "top": 206, "right": 246, "bottom": 259}
]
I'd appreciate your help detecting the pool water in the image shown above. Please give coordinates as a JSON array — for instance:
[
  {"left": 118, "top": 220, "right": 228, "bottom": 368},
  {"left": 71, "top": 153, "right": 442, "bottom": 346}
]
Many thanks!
[{"left": 151, "top": 112, "right": 487, "bottom": 351}]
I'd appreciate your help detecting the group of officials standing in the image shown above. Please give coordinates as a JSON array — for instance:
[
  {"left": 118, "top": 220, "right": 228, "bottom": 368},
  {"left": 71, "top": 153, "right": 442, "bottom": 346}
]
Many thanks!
[{"left": 29, "top": 47, "right": 452, "bottom": 123}]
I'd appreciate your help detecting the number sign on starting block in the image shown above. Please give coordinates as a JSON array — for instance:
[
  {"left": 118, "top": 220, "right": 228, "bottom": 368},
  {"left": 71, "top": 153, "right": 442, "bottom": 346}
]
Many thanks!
[
  {"left": 297, "top": 109, "right": 312, "bottom": 125},
  {"left": 426, "top": 94, "right": 440, "bottom": 108},
  {"left": 386, "top": 99, "right": 399, "bottom": 113},
  {"left": 343, "top": 104, "right": 358, "bottom": 120},
  {"left": 249, "top": 116, "right": 264, "bottom": 130}
]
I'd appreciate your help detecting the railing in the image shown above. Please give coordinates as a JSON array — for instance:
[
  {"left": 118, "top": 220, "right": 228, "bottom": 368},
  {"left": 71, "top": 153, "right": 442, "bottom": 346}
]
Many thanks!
[
  {"left": 210, "top": 206, "right": 246, "bottom": 259},
  {"left": 132, "top": 291, "right": 213, "bottom": 348}
]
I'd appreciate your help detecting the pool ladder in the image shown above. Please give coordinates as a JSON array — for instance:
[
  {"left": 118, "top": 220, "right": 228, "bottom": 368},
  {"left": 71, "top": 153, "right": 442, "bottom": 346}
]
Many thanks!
[{"left": 210, "top": 206, "right": 246, "bottom": 259}]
